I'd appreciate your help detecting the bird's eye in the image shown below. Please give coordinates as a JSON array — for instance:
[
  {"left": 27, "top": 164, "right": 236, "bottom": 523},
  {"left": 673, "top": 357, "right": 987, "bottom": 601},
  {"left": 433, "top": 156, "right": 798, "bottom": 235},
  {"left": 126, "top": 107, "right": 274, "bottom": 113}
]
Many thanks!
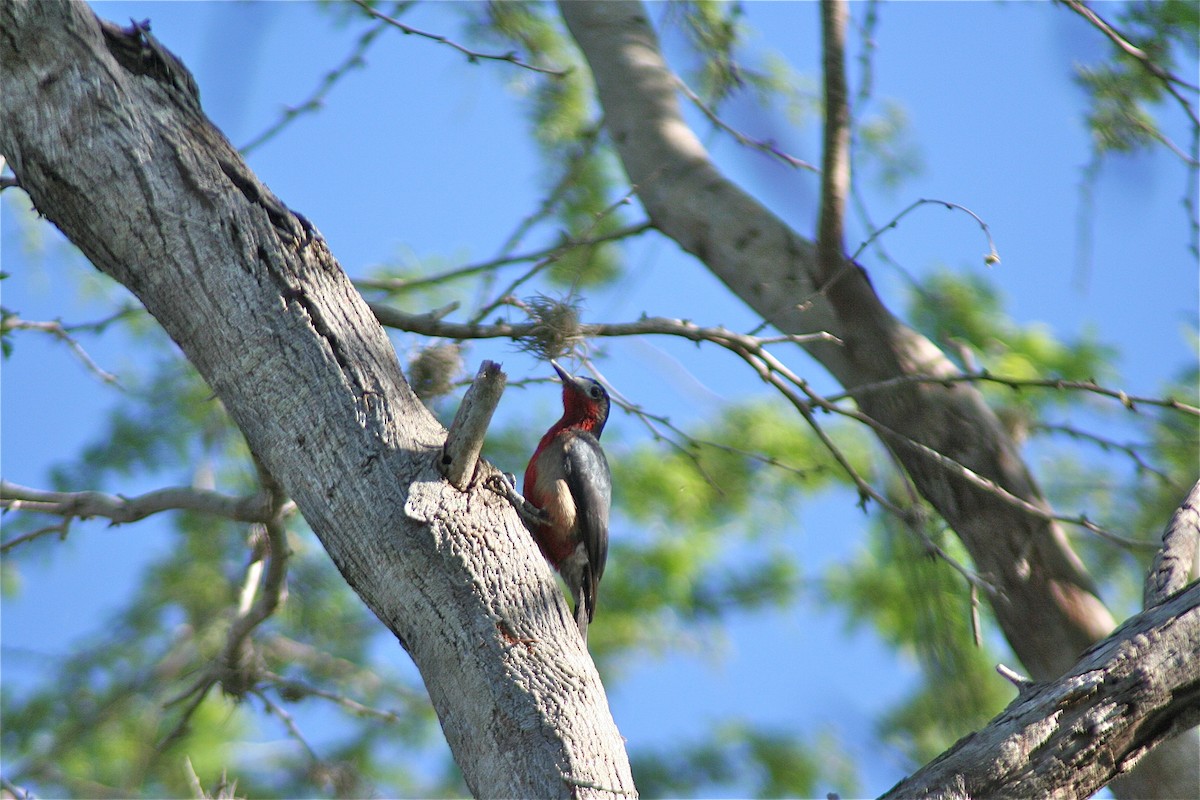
[{"left": 590, "top": 386, "right": 603, "bottom": 399}]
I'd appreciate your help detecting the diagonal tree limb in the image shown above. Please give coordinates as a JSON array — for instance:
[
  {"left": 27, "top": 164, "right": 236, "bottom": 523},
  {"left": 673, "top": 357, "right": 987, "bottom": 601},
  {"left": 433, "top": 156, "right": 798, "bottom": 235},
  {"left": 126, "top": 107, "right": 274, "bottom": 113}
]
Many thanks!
[
  {"left": 1145, "top": 480, "right": 1200, "bottom": 608},
  {"left": 555, "top": 2, "right": 1197, "bottom": 796},
  {"left": 882, "top": 580, "right": 1200, "bottom": 799},
  {"left": 1, "top": 3, "right": 634, "bottom": 796}
]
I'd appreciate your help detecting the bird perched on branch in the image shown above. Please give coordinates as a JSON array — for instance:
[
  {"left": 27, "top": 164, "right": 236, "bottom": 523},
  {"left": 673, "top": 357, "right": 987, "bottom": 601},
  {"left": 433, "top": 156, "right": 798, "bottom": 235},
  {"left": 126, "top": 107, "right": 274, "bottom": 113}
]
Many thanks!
[{"left": 494, "top": 360, "right": 611, "bottom": 641}]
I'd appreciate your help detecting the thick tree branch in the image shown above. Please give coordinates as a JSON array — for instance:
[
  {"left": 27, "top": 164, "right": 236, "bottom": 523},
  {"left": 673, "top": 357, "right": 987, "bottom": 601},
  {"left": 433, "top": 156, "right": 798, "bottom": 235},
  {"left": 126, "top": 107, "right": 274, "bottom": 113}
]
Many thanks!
[
  {"left": 1145, "top": 480, "right": 1200, "bottom": 607},
  {"left": 883, "top": 581, "right": 1200, "bottom": 799},
  {"left": 0, "top": 3, "right": 634, "bottom": 796}
]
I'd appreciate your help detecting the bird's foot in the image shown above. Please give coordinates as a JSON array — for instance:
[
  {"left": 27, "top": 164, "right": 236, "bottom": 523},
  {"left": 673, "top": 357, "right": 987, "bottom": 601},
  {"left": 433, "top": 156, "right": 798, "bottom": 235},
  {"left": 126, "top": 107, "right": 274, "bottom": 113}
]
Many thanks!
[{"left": 485, "top": 473, "right": 548, "bottom": 527}]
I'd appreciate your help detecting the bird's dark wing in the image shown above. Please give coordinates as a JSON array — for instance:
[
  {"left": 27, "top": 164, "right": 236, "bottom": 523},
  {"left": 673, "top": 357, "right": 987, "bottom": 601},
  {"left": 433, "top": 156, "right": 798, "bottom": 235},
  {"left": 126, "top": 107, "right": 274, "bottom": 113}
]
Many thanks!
[{"left": 563, "top": 431, "right": 611, "bottom": 617}]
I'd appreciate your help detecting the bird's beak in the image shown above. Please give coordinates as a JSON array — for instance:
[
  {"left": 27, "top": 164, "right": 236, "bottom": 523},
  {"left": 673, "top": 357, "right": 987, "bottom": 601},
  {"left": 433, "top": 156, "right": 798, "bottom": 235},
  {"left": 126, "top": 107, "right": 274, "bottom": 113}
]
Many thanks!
[{"left": 550, "top": 360, "right": 585, "bottom": 391}]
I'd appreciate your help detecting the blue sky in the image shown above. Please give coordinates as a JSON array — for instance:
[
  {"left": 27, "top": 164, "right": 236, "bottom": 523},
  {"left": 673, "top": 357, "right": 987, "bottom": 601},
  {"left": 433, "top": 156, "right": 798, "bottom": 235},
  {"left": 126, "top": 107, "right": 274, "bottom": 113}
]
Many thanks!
[{"left": 3, "top": 2, "right": 1196, "bottom": 795}]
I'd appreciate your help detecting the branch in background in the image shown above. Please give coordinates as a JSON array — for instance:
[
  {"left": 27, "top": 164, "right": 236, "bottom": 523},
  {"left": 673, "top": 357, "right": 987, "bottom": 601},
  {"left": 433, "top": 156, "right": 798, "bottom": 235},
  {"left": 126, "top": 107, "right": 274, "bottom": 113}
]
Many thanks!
[
  {"left": 373, "top": 300, "right": 1185, "bottom": 549},
  {"left": 160, "top": 510, "right": 290, "bottom": 751},
  {"left": 240, "top": 18, "right": 389, "bottom": 155},
  {"left": 1144, "top": 480, "right": 1200, "bottom": 608},
  {"left": 1, "top": 312, "right": 130, "bottom": 385},
  {"left": 350, "top": 0, "right": 568, "bottom": 77},
  {"left": 817, "top": 0, "right": 851, "bottom": 286},
  {"left": 674, "top": 77, "right": 818, "bottom": 171},
  {"left": 469, "top": 189, "right": 641, "bottom": 325},
  {"left": 354, "top": 221, "right": 652, "bottom": 294},
  {"left": 370, "top": 304, "right": 840, "bottom": 351},
  {"left": 883, "top": 581, "right": 1200, "bottom": 799},
  {"left": 1060, "top": 0, "right": 1200, "bottom": 118},
  {"left": 0, "top": 481, "right": 296, "bottom": 551},
  {"left": 850, "top": 197, "right": 1001, "bottom": 266},
  {"left": 830, "top": 371, "right": 1199, "bottom": 416},
  {"left": 1033, "top": 422, "right": 1185, "bottom": 492}
]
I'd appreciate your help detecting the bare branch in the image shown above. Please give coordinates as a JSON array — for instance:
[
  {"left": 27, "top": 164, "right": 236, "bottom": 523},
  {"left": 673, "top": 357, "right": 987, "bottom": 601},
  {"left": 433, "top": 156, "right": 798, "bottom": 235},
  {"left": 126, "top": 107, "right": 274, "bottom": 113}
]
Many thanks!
[
  {"left": 161, "top": 510, "right": 290, "bottom": 751},
  {"left": 350, "top": 0, "right": 568, "bottom": 77},
  {"left": 851, "top": 197, "right": 1001, "bottom": 266},
  {"left": 674, "top": 77, "right": 818, "bottom": 171},
  {"left": 259, "top": 671, "right": 407, "bottom": 724},
  {"left": 354, "top": 222, "right": 653, "bottom": 294},
  {"left": 252, "top": 686, "right": 320, "bottom": 763},
  {"left": 1060, "top": 0, "right": 1200, "bottom": 118},
  {"left": 469, "top": 189, "right": 640, "bottom": 325},
  {"left": 829, "top": 370, "right": 1200, "bottom": 417},
  {"left": 370, "top": 305, "right": 841, "bottom": 351},
  {"left": 440, "top": 360, "right": 507, "bottom": 490},
  {"left": 817, "top": 0, "right": 851, "bottom": 287},
  {"left": 1144, "top": 480, "right": 1200, "bottom": 608},
  {"left": 240, "top": 19, "right": 389, "bottom": 155},
  {"left": 1, "top": 313, "right": 123, "bottom": 385},
  {"left": 1, "top": 481, "right": 294, "bottom": 551},
  {"left": 1033, "top": 421, "right": 1185, "bottom": 491}
]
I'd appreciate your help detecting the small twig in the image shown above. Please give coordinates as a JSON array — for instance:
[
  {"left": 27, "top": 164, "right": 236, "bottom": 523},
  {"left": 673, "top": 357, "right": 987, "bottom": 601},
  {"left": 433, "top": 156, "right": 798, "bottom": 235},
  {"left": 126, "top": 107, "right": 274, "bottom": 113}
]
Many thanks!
[
  {"left": 1060, "top": 0, "right": 1200, "bottom": 129},
  {"left": 241, "top": 19, "right": 389, "bottom": 155},
  {"left": 828, "top": 371, "right": 1199, "bottom": 417},
  {"left": 851, "top": 197, "right": 1000, "bottom": 266},
  {"left": 351, "top": 0, "right": 568, "bottom": 76},
  {"left": 441, "top": 360, "right": 507, "bottom": 490},
  {"left": 802, "top": 388, "right": 1158, "bottom": 550},
  {"left": 1032, "top": 422, "right": 1184, "bottom": 491},
  {"left": 354, "top": 222, "right": 652, "bottom": 294},
  {"left": 252, "top": 688, "right": 320, "bottom": 763},
  {"left": 996, "top": 662, "right": 1036, "bottom": 693},
  {"left": 0, "top": 518, "right": 72, "bottom": 551},
  {"left": 259, "top": 671, "right": 407, "bottom": 723},
  {"left": 1, "top": 313, "right": 123, "bottom": 385},
  {"left": 469, "top": 189, "right": 641, "bottom": 325},
  {"left": 675, "top": 77, "right": 818, "bottom": 171}
]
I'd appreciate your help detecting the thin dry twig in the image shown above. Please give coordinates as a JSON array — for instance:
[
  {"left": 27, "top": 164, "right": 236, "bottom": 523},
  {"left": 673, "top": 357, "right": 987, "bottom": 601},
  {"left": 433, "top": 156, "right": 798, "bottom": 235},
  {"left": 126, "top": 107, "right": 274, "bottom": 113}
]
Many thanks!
[
  {"left": 241, "top": 19, "right": 389, "bottom": 155},
  {"left": 351, "top": 0, "right": 568, "bottom": 77},
  {"left": 829, "top": 371, "right": 1200, "bottom": 417},
  {"left": 0, "top": 481, "right": 294, "bottom": 552},
  {"left": 355, "top": 221, "right": 653, "bottom": 294},
  {"left": 259, "top": 671, "right": 407, "bottom": 724},
  {"left": 1060, "top": 0, "right": 1200, "bottom": 121},
  {"left": 468, "top": 189, "right": 642, "bottom": 325},
  {"left": 1032, "top": 422, "right": 1184, "bottom": 491},
  {"left": 675, "top": 77, "right": 818, "bottom": 171},
  {"left": 1, "top": 313, "right": 126, "bottom": 385},
  {"left": 851, "top": 197, "right": 1001, "bottom": 265}
]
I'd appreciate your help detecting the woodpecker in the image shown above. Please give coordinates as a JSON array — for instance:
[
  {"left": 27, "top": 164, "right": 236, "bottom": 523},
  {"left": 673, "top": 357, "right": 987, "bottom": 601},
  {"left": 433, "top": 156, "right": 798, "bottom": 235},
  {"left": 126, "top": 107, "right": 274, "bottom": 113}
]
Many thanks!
[{"left": 518, "top": 360, "right": 611, "bottom": 641}]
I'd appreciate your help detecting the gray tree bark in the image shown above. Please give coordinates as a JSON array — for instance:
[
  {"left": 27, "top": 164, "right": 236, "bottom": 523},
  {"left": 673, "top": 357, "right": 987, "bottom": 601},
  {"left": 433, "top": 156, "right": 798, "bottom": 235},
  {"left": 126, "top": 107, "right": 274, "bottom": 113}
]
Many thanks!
[
  {"left": 884, "top": 581, "right": 1200, "bottom": 800},
  {"left": 0, "top": 2, "right": 635, "bottom": 797},
  {"left": 557, "top": 2, "right": 1198, "bottom": 797}
]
